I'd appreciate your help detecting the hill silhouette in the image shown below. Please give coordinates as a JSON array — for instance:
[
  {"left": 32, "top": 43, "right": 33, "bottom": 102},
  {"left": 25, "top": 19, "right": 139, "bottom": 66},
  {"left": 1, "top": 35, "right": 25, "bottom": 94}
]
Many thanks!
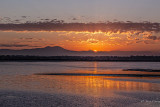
[
  {"left": 0, "top": 46, "right": 160, "bottom": 56},
  {"left": 0, "top": 46, "right": 96, "bottom": 56}
]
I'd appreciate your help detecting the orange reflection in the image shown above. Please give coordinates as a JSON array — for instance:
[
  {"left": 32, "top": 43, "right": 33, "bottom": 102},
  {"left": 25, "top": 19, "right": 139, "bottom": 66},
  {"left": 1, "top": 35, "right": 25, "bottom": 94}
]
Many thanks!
[
  {"left": 0, "top": 75, "right": 159, "bottom": 97},
  {"left": 35, "top": 76, "right": 160, "bottom": 96}
]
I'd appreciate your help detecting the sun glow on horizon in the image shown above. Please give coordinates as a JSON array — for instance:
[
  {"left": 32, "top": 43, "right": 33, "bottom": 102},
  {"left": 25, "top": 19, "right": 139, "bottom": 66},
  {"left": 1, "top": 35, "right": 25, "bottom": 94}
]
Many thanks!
[
  {"left": 0, "top": 30, "right": 160, "bottom": 51},
  {"left": 93, "top": 50, "right": 97, "bottom": 52}
]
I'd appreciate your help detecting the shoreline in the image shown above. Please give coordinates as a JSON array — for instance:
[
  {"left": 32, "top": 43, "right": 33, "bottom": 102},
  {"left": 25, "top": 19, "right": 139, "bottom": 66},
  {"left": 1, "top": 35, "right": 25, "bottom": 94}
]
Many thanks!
[
  {"left": 1, "top": 56, "right": 160, "bottom": 62},
  {"left": 35, "top": 73, "right": 160, "bottom": 77}
]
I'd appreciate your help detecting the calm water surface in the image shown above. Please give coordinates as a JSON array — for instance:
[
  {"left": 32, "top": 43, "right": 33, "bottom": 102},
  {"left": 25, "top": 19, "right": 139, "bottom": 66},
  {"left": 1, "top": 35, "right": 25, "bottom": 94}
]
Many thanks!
[
  {"left": 0, "top": 62, "right": 160, "bottom": 106},
  {"left": 0, "top": 62, "right": 159, "bottom": 94}
]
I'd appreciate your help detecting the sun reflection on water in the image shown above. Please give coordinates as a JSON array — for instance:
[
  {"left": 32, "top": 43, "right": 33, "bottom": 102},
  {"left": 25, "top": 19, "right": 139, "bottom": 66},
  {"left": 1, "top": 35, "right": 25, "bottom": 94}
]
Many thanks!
[{"left": 0, "top": 74, "right": 159, "bottom": 97}]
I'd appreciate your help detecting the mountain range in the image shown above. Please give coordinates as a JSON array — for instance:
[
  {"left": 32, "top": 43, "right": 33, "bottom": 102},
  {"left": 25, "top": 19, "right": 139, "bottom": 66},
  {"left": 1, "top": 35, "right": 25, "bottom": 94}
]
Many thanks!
[{"left": 0, "top": 46, "right": 160, "bottom": 56}]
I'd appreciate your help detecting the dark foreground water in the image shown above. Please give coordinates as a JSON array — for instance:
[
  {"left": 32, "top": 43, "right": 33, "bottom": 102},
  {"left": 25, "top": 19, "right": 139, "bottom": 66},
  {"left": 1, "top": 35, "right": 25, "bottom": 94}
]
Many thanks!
[{"left": 0, "top": 62, "right": 160, "bottom": 107}]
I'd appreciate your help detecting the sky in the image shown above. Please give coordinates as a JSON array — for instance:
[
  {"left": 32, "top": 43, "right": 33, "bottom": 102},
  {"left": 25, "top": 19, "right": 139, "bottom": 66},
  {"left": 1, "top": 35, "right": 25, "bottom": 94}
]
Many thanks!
[
  {"left": 1, "top": 0, "right": 160, "bottom": 22},
  {"left": 0, "top": 0, "right": 160, "bottom": 52}
]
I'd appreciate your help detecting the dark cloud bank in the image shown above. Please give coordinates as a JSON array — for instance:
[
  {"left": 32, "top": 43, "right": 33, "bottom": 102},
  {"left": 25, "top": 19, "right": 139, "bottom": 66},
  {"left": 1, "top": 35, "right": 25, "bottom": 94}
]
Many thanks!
[{"left": 0, "top": 20, "right": 160, "bottom": 33}]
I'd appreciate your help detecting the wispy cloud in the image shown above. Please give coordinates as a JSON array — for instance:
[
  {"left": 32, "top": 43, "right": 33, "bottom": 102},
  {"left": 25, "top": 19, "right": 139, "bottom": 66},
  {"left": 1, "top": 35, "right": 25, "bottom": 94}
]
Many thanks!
[
  {"left": 0, "top": 44, "right": 38, "bottom": 48},
  {"left": 87, "top": 38, "right": 99, "bottom": 43}
]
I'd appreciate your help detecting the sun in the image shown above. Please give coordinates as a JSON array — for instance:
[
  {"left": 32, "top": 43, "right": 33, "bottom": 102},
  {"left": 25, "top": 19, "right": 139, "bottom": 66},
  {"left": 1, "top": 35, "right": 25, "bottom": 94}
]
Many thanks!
[{"left": 93, "top": 50, "right": 97, "bottom": 52}]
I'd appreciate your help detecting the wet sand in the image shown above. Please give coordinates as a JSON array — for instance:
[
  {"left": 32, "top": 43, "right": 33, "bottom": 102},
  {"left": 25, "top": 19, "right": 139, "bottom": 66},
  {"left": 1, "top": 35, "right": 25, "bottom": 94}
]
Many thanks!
[
  {"left": 0, "top": 75, "right": 160, "bottom": 107},
  {"left": 0, "top": 90, "right": 160, "bottom": 107}
]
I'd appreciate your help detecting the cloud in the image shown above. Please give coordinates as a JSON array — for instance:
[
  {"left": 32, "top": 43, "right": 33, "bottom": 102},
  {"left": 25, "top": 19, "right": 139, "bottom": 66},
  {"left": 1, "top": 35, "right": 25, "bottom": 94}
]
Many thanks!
[
  {"left": 21, "top": 16, "right": 28, "bottom": 18},
  {"left": 87, "top": 39, "right": 99, "bottom": 43},
  {"left": 72, "top": 18, "right": 77, "bottom": 20},
  {"left": 146, "top": 36, "right": 160, "bottom": 40},
  {"left": 17, "top": 37, "right": 46, "bottom": 43},
  {"left": 19, "top": 37, "right": 34, "bottom": 40},
  {"left": 0, "top": 44, "right": 37, "bottom": 47},
  {"left": 143, "top": 40, "right": 155, "bottom": 44},
  {"left": 0, "top": 18, "right": 159, "bottom": 33}
]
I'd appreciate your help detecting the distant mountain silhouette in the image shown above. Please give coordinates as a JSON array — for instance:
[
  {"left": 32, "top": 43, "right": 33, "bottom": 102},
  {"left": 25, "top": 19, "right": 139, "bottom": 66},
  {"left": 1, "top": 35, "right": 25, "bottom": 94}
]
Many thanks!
[{"left": 0, "top": 46, "right": 160, "bottom": 56}]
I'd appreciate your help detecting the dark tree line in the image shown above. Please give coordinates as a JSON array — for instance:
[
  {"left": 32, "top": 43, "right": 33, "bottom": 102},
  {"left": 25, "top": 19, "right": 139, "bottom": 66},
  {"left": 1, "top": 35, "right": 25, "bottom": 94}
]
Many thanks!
[{"left": 0, "top": 55, "right": 160, "bottom": 62}]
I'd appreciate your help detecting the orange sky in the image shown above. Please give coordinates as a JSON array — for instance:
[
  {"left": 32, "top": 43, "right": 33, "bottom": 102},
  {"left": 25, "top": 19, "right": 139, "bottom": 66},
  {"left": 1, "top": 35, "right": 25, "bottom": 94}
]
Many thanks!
[
  {"left": 0, "top": 30, "right": 160, "bottom": 51},
  {"left": 0, "top": 0, "right": 160, "bottom": 52}
]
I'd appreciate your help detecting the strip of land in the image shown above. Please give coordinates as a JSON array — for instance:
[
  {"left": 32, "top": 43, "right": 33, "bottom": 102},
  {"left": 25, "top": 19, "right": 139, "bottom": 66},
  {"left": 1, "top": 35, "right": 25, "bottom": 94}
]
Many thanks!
[
  {"left": 35, "top": 73, "right": 160, "bottom": 77},
  {"left": 1, "top": 55, "right": 160, "bottom": 62}
]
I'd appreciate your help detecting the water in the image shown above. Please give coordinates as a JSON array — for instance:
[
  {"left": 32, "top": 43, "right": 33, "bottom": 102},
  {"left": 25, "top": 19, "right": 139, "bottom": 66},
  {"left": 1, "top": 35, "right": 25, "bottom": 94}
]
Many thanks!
[
  {"left": 0, "top": 61, "right": 160, "bottom": 75},
  {"left": 0, "top": 62, "right": 160, "bottom": 106}
]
